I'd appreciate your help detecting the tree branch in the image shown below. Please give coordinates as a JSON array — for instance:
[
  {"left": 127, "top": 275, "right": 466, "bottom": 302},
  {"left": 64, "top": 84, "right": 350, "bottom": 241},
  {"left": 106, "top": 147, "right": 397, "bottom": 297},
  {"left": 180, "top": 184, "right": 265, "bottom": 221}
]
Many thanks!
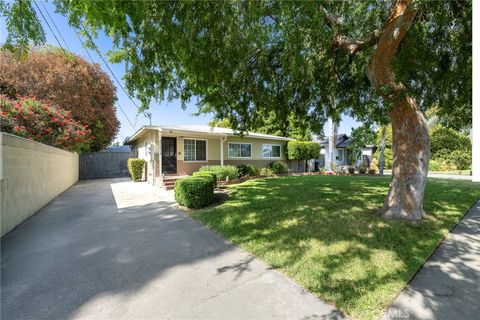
[
  {"left": 320, "top": 5, "right": 380, "bottom": 54},
  {"left": 333, "top": 30, "right": 380, "bottom": 54}
]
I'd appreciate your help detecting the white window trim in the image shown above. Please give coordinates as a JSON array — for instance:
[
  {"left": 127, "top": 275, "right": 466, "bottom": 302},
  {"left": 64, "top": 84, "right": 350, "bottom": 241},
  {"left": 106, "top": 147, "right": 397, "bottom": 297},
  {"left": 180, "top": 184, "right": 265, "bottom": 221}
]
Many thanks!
[
  {"left": 336, "top": 148, "right": 344, "bottom": 161},
  {"left": 228, "top": 142, "right": 252, "bottom": 159},
  {"left": 183, "top": 138, "right": 208, "bottom": 163},
  {"left": 262, "top": 144, "right": 282, "bottom": 159}
]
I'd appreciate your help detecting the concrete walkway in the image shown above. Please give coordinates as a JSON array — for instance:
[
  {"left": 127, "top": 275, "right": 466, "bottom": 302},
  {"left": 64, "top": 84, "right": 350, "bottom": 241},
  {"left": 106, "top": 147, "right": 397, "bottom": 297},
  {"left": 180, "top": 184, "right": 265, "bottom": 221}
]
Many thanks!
[
  {"left": 384, "top": 170, "right": 472, "bottom": 181},
  {"left": 1, "top": 179, "right": 343, "bottom": 320},
  {"left": 383, "top": 200, "right": 480, "bottom": 320}
]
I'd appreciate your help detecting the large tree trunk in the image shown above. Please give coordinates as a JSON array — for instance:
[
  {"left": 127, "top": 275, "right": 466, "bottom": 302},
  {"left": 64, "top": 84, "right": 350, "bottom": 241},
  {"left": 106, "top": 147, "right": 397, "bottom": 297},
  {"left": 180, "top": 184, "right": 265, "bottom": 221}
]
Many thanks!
[
  {"left": 379, "top": 126, "right": 386, "bottom": 175},
  {"left": 367, "top": 0, "right": 430, "bottom": 220},
  {"left": 382, "top": 99, "right": 429, "bottom": 219}
]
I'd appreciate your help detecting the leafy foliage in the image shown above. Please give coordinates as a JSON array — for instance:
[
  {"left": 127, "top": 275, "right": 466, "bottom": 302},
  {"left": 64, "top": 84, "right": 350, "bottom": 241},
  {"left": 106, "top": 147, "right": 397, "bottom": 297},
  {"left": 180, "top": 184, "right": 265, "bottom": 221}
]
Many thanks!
[
  {"left": 34, "top": 1, "right": 469, "bottom": 132},
  {"left": 199, "top": 165, "right": 239, "bottom": 181},
  {"left": 174, "top": 176, "right": 214, "bottom": 209},
  {"left": 190, "top": 175, "right": 480, "bottom": 319},
  {"left": 209, "top": 112, "right": 314, "bottom": 141},
  {"left": 237, "top": 164, "right": 260, "bottom": 177},
  {"left": 192, "top": 171, "right": 217, "bottom": 188},
  {"left": 287, "top": 141, "right": 320, "bottom": 160},
  {"left": 374, "top": 126, "right": 394, "bottom": 169},
  {"left": 348, "top": 124, "right": 376, "bottom": 164},
  {"left": 376, "top": 124, "right": 472, "bottom": 171},
  {"left": 430, "top": 126, "right": 471, "bottom": 170},
  {"left": 269, "top": 160, "right": 288, "bottom": 174},
  {"left": 0, "top": 95, "right": 91, "bottom": 152},
  {"left": 0, "top": 47, "right": 119, "bottom": 151},
  {"left": 0, "top": 0, "right": 45, "bottom": 57},
  {"left": 127, "top": 158, "right": 145, "bottom": 182},
  {"left": 259, "top": 167, "right": 273, "bottom": 176}
]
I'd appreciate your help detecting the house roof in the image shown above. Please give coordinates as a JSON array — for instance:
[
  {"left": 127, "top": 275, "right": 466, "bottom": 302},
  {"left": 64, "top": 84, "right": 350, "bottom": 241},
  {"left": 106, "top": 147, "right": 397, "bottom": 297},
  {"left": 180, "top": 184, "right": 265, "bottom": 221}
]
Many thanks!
[
  {"left": 319, "top": 134, "right": 351, "bottom": 148},
  {"left": 101, "top": 145, "right": 133, "bottom": 153},
  {"left": 127, "top": 125, "right": 294, "bottom": 143}
]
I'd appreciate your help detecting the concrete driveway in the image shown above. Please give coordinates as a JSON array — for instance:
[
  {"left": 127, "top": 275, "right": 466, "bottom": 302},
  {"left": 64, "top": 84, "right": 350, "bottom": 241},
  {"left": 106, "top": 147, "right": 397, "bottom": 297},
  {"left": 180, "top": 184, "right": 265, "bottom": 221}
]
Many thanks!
[{"left": 1, "top": 179, "right": 342, "bottom": 320}]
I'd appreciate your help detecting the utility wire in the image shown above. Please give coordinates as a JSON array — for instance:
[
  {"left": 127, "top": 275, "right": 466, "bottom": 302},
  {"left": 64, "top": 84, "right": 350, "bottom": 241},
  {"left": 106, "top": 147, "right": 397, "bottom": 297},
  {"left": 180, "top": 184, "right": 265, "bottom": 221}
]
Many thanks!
[
  {"left": 79, "top": 22, "right": 143, "bottom": 120},
  {"left": 33, "top": 1, "right": 66, "bottom": 53},
  {"left": 39, "top": 1, "right": 71, "bottom": 52},
  {"left": 71, "top": 25, "right": 134, "bottom": 137},
  {"left": 33, "top": 2, "right": 127, "bottom": 141}
]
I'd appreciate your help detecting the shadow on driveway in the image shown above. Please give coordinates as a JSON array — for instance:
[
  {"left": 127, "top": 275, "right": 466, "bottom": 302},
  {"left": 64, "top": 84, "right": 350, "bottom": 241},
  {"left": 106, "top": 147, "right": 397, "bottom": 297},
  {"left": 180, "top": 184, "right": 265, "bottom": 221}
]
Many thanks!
[{"left": 1, "top": 178, "right": 341, "bottom": 320}]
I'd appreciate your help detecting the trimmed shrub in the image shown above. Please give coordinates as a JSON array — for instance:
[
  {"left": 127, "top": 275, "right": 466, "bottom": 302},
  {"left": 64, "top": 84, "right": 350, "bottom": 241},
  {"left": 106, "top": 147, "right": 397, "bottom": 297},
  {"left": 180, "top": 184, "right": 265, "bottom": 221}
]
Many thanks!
[
  {"left": 175, "top": 176, "right": 214, "bottom": 209},
  {"left": 192, "top": 171, "right": 217, "bottom": 187},
  {"left": 260, "top": 167, "right": 274, "bottom": 176},
  {"left": 246, "top": 164, "right": 260, "bottom": 176},
  {"left": 237, "top": 164, "right": 261, "bottom": 177},
  {"left": 429, "top": 159, "right": 441, "bottom": 171},
  {"left": 287, "top": 141, "right": 320, "bottom": 160},
  {"left": 368, "top": 168, "right": 376, "bottom": 175},
  {"left": 127, "top": 158, "right": 145, "bottom": 182},
  {"left": 358, "top": 163, "right": 367, "bottom": 174},
  {"left": 430, "top": 125, "right": 471, "bottom": 170},
  {"left": 270, "top": 161, "right": 288, "bottom": 174},
  {"left": 347, "top": 166, "right": 355, "bottom": 174},
  {"left": 199, "top": 165, "right": 239, "bottom": 180}
]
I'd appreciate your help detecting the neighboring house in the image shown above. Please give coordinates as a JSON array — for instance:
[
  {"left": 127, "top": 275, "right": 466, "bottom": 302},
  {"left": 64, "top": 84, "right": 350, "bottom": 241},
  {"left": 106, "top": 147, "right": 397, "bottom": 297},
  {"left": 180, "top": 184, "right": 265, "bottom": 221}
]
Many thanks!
[
  {"left": 100, "top": 145, "right": 133, "bottom": 153},
  {"left": 314, "top": 134, "right": 376, "bottom": 169},
  {"left": 127, "top": 125, "right": 292, "bottom": 186}
]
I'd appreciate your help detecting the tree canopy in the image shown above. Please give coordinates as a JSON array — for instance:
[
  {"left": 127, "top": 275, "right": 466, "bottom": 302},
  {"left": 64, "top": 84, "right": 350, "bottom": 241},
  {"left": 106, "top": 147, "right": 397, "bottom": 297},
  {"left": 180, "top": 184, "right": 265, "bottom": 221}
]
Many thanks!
[
  {"left": 348, "top": 123, "right": 376, "bottom": 164},
  {"left": 0, "top": 47, "right": 120, "bottom": 151},
  {"left": 1, "top": 0, "right": 472, "bottom": 219},
  {"left": 43, "top": 1, "right": 469, "bottom": 130}
]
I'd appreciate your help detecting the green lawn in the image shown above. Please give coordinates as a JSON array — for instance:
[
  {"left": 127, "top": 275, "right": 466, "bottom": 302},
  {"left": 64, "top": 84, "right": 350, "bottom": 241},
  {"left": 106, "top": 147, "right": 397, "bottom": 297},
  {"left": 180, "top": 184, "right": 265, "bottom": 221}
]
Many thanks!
[{"left": 190, "top": 175, "right": 480, "bottom": 320}]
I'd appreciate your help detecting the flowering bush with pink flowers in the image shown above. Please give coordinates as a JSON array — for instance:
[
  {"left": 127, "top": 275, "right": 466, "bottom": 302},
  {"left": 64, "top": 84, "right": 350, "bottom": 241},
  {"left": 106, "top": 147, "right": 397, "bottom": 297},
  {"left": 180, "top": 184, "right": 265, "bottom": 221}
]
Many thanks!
[{"left": 0, "top": 95, "right": 92, "bottom": 152}]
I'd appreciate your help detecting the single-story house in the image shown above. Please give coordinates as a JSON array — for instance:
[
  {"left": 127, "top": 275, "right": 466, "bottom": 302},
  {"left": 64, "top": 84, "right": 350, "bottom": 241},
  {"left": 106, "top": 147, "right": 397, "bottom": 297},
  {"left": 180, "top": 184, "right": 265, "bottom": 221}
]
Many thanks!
[
  {"left": 315, "top": 134, "right": 376, "bottom": 169},
  {"left": 127, "top": 125, "right": 292, "bottom": 186}
]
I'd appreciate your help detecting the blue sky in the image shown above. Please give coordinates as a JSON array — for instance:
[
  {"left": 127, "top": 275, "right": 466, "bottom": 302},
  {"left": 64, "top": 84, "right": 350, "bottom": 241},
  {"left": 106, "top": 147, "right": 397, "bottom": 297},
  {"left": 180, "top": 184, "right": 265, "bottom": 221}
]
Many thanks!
[{"left": 1, "top": 1, "right": 360, "bottom": 143}]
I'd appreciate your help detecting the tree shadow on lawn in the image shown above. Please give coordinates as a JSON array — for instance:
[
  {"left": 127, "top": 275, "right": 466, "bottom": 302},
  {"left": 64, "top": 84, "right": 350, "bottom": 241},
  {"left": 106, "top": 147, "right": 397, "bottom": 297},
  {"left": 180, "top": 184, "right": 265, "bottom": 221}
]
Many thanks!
[{"left": 192, "top": 175, "right": 480, "bottom": 319}]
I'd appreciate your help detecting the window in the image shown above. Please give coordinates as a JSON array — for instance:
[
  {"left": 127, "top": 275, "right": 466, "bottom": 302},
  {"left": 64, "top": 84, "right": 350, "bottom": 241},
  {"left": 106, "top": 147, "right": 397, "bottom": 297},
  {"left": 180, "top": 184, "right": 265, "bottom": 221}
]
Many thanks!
[
  {"left": 262, "top": 144, "right": 281, "bottom": 158},
  {"left": 228, "top": 143, "right": 251, "bottom": 158},
  {"left": 184, "top": 139, "right": 207, "bottom": 161},
  {"left": 335, "top": 149, "right": 344, "bottom": 161}
]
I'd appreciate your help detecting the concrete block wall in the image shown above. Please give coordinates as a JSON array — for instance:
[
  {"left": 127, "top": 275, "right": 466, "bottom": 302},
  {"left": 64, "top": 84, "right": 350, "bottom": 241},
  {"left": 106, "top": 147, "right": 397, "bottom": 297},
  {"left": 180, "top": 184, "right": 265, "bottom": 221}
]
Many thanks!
[{"left": 0, "top": 133, "right": 79, "bottom": 236}]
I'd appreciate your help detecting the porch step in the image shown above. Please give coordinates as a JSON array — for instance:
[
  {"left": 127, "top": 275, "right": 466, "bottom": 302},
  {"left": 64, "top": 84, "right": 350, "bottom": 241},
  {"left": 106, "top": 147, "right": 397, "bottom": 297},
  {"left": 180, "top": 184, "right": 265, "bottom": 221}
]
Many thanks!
[{"left": 162, "top": 175, "right": 188, "bottom": 190}]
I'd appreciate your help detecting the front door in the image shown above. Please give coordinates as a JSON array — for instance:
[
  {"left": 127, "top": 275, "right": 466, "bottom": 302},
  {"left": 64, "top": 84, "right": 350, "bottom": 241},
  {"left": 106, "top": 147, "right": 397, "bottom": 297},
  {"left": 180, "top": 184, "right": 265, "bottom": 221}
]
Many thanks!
[{"left": 162, "top": 137, "right": 177, "bottom": 174}]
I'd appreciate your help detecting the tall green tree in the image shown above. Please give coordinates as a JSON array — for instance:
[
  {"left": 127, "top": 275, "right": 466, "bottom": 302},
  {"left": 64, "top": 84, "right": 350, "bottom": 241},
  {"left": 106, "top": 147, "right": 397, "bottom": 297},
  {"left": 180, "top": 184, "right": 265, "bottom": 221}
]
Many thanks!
[
  {"left": 348, "top": 124, "right": 376, "bottom": 165},
  {"left": 3, "top": 0, "right": 471, "bottom": 219},
  {"left": 209, "top": 111, "right": 314, "bottom": 141}
]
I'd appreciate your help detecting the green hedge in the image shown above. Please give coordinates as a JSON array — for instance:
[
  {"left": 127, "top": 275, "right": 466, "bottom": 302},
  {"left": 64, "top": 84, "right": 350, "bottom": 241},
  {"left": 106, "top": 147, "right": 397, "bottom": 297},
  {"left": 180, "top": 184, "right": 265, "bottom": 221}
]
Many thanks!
[
  {"left": 287, "top": 141, "right": 320, "bottom": 160},
  {"left": 430, "top": 125, "right": 471, "bottom": 170},
  {"left": 270, "top": 160, "right": 288, "bottom": 174},
  {"left": 175, "top": 176, "right": 214, "bottom": 209},
  {"left": 127, "top": 158, "right": 145, "bottom": 182},
  {"left": 237, "top": 164, "right": 260, "bottom": 177},
  {"left": 199, "top": 165, "right": 239, "bottom": 180},
  {"left": 192, "top": 171, "right": 217, "bottom": 187}
]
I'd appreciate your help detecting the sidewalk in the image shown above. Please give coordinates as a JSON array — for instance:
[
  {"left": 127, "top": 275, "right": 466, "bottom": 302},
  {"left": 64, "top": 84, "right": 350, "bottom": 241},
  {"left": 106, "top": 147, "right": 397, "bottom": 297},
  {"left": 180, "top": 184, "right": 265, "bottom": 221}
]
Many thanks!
[
  {"left": 382, "top": 200, "right": 480, "bottom": 320},
  {"left": 383, "top": 170, "right": 472, "bottom": 181}
]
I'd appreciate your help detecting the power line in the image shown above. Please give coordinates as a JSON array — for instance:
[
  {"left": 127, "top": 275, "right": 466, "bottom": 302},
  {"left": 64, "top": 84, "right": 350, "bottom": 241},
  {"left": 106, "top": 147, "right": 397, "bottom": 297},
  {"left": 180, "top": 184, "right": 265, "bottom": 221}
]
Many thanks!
[
  {"left": 70, "top": 24, "right": 136, "bottom": 134},
  {"left": 38, "top": 1, "right": 71, "bottom": 52},
  {"left": 33, "top": 2, "right": 127, "bottom": 142},
  {"left": 79, "top": 22, "right": 143, "bottom": 120},
  {"left": 32, "top": 1, "right": 66, "bottom": 53}
]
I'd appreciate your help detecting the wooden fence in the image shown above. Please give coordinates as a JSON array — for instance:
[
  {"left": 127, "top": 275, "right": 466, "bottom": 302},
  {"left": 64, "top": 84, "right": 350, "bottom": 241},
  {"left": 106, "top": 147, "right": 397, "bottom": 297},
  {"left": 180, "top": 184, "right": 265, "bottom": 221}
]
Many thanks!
[{"left": 79, "top": 151, "right": 137, "bottom": 179}]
